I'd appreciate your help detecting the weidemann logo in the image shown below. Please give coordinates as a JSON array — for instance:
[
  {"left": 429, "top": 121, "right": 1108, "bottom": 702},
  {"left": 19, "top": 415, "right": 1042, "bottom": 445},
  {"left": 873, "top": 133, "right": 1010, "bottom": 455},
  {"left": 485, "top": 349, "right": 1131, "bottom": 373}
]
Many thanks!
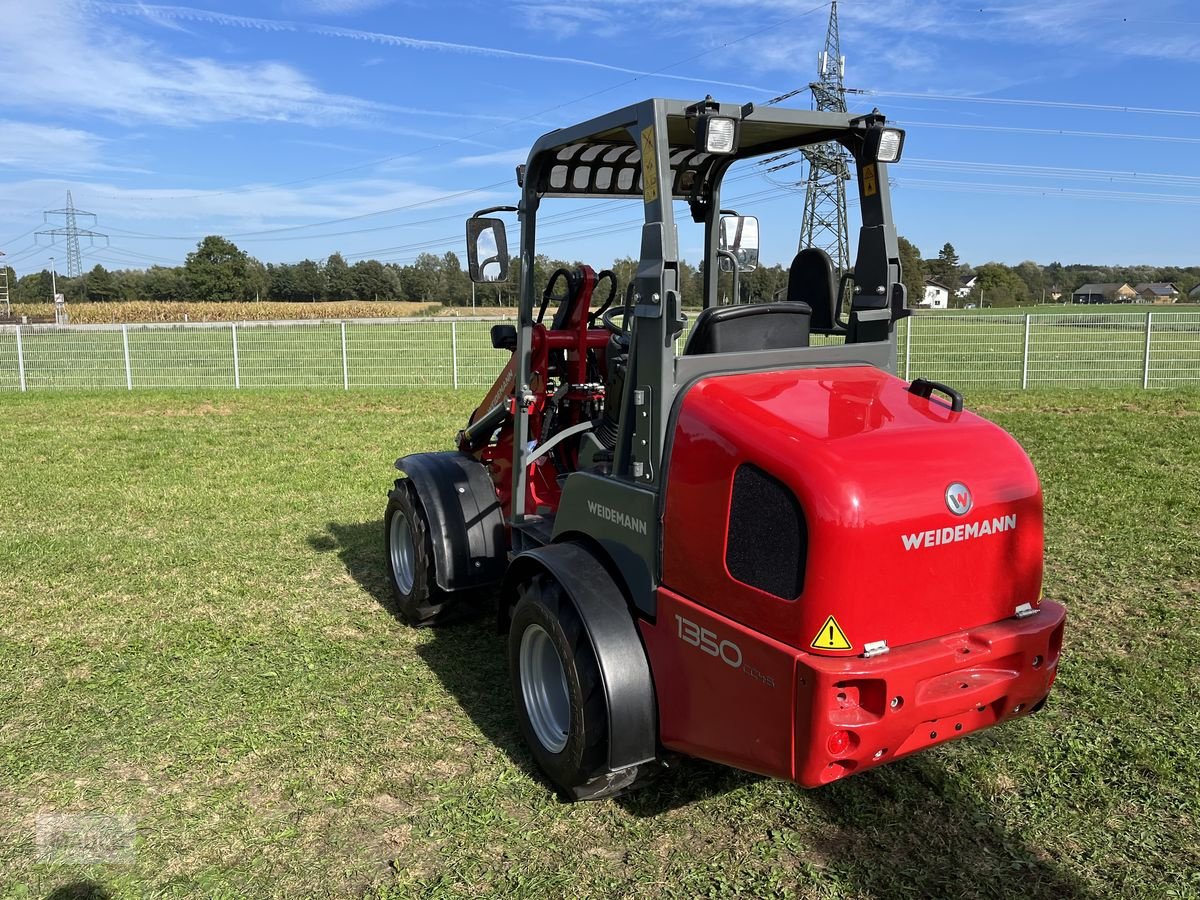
[
  {"left": 902, "top": 514, "right": 1017, "bottom": 550},
  {"left": 587, "top": 500, "right": 648, "bottom": 535}
]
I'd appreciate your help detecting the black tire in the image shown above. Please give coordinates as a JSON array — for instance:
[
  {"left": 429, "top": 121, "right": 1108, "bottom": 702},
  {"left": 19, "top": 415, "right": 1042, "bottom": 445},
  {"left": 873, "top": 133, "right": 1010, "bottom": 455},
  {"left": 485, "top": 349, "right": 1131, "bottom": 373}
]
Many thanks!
[
  {"left": 508, "top": 572, "right": 616, "bottom": 799},
  {"left": 384, "top": 479, "right": 453, "bottom": 626}
]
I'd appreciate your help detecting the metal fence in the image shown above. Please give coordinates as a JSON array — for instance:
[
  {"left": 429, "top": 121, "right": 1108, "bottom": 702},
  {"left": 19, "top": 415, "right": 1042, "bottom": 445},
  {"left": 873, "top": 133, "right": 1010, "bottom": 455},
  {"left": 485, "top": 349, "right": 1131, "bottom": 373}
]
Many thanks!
[{"left": 0, "top": 312, "right": 1197, "bottom": 392}]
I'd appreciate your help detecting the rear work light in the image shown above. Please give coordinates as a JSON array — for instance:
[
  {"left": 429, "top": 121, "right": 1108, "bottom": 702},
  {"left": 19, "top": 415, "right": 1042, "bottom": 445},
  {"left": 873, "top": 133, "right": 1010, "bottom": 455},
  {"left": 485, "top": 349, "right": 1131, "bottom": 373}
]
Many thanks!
[
  {"left": 702, "top": 117, "right": 737, "bottom": 154},
  {"left": 875, "top": 128, "right": 905, "bottom": 163}
]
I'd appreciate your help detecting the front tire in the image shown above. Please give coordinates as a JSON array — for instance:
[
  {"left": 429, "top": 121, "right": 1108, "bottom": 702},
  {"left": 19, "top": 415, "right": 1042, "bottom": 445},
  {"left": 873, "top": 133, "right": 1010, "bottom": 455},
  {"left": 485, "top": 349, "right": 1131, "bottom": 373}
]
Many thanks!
[
  {"left": 508, "top": 573, "right": 616, "bottom": 799},
  {"left": 384, "top": 479, "right": 452, "bottom": 625}
]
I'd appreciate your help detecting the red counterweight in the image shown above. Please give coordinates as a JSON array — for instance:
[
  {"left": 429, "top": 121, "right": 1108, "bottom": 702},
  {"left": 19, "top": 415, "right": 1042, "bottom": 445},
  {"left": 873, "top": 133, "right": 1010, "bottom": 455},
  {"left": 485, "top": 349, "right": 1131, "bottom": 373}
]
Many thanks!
[{"left": 640, "top": 364, "right": 1063, "bottom": 786}]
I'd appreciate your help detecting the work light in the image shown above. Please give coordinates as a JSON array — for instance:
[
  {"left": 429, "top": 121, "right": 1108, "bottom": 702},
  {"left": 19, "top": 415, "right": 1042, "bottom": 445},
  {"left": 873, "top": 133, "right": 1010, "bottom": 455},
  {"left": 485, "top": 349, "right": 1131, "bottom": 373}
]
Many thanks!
[
  {"left": 875, "top": 128, "right": 905, "bottom": 163},
  {"left": 699, "top": 116, "right": 737, "bottom": 154},
  {"left": 689, "top": 96, "right": 739, "bottom": 155}
]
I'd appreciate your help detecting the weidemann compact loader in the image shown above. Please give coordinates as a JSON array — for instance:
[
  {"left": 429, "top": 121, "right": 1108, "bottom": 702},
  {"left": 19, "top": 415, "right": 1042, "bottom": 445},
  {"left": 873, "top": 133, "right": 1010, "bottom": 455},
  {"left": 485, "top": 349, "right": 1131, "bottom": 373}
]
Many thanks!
[{"left": 383, "top": 97, "right": 1066, "bottom": 799}]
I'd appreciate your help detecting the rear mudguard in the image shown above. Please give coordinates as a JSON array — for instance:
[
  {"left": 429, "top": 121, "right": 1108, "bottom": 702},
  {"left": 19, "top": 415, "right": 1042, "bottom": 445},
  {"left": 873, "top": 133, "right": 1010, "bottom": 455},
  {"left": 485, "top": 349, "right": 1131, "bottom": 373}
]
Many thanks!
[
  {"left": 502, "top": 542, "right": 658, "bottom": 777},
  {"left": 395, "top": 451, "right": 507, "bottom": 592}
]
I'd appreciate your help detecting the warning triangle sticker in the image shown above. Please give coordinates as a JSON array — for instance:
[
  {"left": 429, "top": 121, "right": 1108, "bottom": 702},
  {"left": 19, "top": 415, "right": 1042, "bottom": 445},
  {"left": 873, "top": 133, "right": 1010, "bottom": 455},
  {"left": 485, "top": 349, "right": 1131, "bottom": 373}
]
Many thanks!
[{"left": 810, "top": 615, "right": 852, "bottom": 651}]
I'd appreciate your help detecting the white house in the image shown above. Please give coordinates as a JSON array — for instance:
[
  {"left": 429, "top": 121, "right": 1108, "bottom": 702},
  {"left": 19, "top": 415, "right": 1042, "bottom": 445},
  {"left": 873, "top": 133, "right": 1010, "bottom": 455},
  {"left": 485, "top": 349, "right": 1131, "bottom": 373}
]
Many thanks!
[
  {"left": 921, "top": 279, "right": 950, "bottom": 309},
  {"left": 955, "top": 274, "right": 977, "bottom": 299}
]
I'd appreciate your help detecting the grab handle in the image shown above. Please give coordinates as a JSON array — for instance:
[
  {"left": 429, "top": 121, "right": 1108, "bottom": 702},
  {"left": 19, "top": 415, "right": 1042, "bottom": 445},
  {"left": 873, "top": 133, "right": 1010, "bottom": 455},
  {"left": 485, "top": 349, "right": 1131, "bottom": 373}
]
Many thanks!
[{"left": 908, "top": 377, "right": 964, "bottom": 413}]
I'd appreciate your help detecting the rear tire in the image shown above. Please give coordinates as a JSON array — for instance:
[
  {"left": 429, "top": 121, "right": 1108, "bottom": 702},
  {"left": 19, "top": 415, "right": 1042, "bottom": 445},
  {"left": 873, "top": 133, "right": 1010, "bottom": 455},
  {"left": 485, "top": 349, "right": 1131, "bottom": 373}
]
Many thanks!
[
  {"left": 384, "top": 479, "right": 453, "bottom": 626},
  {"left": 508, "top": 573, "right": 620, "bottom": 799}
]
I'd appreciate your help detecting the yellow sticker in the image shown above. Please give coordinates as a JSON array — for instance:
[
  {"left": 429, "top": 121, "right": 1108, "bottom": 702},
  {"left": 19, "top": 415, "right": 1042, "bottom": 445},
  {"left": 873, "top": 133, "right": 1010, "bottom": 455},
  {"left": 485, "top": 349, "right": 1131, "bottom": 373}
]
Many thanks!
[
  {"left": 640, "top": 125, "right": 659, "bottom": 204},
  {"left": 862, "top": 163, "right": 878, "bottom": 198},
  {"left": 810, "top": 615, "right": 852, "bottom": 651}
]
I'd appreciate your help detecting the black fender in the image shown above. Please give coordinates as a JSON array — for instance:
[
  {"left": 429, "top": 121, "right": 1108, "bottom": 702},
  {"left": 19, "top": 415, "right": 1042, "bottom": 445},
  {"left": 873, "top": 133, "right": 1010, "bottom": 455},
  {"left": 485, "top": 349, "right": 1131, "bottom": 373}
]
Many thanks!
[
  {"left": 395, "top": 451, "right": 507, "bottom": 592},
  {"left": 503, "top": 542, "right": 658, "bottom": 774}
]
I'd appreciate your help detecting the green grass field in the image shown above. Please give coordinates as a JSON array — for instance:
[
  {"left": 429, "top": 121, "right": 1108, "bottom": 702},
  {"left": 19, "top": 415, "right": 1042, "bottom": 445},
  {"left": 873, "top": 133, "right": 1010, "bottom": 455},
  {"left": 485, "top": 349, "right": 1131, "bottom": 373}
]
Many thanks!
[{"left": 1, "top": 389, "right": 1198, "bottom": 898}]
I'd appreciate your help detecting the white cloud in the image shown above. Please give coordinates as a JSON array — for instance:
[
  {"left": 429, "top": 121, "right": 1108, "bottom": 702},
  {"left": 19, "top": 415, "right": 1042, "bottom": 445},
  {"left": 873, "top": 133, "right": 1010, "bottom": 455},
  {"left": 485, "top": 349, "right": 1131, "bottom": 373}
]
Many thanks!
[
  {"left": 514, "top": 4, "right": 620, "bottom": 40},
  {"left": 454, "top": 148, "right": 530, "bottom": 167},
  {"left": 0, "top": 121, "right": 113, "bottom": 174},
  {"left": 300, "top": 0, "right": 395, "bottom": 13},
  {"left": 0, "top": 176, "right": 505, "bottom": 231},
  {"left": 98, "top": 2, "right": 781, "bottom": 94},
  {"left": 0, "top": 0, "right": 393, "bottom": 128}
]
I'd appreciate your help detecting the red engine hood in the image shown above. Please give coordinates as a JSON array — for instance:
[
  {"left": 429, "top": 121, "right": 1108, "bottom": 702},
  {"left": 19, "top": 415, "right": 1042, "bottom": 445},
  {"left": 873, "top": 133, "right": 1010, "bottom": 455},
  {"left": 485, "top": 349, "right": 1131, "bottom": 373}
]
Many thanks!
[{"left": 662, "top": 365, "right": 1044, "bottom": 656}]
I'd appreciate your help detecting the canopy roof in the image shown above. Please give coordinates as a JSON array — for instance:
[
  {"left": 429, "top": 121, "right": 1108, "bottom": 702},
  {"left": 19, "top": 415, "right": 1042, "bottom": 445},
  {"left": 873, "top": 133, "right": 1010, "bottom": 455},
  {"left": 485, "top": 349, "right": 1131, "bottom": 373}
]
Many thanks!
[{"left": 525, "top": 98, "right": 866, "bottom": 200}]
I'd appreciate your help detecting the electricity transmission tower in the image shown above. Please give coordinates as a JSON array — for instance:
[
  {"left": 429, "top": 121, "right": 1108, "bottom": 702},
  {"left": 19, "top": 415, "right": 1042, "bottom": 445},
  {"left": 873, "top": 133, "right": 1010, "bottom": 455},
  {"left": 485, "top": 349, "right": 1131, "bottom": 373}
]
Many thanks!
[
  {"left": 798, "top": 0, "right": 862, "bottom": 274},
  {"left": 0, "top": 251, "right": 9, "bottom": 316},
  {"left": 37, "top": 191, "right": 107, "bottom": 278}
]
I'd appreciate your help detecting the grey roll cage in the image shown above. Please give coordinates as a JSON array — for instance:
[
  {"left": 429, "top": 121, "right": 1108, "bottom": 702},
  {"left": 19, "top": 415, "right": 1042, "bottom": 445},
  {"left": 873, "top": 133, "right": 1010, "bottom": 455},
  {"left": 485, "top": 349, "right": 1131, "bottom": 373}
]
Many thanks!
[{"left": 506, "top": 97, "right": 904, "bottom": 529}]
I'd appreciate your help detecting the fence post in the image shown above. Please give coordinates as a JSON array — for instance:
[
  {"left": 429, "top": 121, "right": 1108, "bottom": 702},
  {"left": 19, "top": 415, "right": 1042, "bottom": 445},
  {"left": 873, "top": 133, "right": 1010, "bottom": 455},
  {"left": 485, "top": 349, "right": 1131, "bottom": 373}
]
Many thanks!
[
  {"left": 1142, "top": 312, "right": 1153, "bottom": 389},
  {"left": 451, "top": 319, "right": 459, "bottom": 389},
  {"left": 14, "top": 325, "right": 26, "bottom": 392},
  {"left": 904, "top": 315, "right": 912, "bottom": 381},
  {"left": 121, "top": 324, "right": 133, "bottom": 390},
  {"left": 340, "top": 321, "right": 349, "bottom": 390},
  {"left": 1021, "top": 314, "right": 1031, "bottom": 390},
  {"left": 231, "top": 323, "right": 241, "bottom": 389}
]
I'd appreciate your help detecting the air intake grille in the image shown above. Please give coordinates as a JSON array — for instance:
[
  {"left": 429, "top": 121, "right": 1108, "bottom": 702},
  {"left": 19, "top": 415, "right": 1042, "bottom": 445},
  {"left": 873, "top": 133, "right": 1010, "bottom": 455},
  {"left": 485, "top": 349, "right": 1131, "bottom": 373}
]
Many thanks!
[{"left": 726, "top": 464, "right": 807, "bottom": 599}]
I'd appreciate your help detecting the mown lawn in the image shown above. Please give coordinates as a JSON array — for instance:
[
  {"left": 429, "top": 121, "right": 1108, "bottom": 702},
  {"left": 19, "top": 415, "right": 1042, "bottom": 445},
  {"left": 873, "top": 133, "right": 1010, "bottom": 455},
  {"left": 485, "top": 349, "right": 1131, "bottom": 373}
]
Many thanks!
[{"left": 0, "top": 389, "right": 1197, "bottom": 899}]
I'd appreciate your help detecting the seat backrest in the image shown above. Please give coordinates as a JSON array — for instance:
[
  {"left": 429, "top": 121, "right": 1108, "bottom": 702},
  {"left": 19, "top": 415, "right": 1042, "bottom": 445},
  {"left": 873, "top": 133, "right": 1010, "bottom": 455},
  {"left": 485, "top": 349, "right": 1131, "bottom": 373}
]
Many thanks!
[
  {"left": 683, "top": 301, "right": 812, "bottom": 356},
  {"left": 787, "top": 247, "right": 838, "bottom": 332}
]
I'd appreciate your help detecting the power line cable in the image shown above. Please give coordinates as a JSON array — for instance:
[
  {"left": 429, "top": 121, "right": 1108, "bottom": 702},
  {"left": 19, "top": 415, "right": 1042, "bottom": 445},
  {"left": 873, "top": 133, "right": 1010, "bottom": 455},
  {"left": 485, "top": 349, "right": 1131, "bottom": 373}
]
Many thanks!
[
  {"left": 867, "top": 90, "right": 1200, "bottom": 119},
  {"left": 892, "top": 119, "right": 1200, "bottom": 145}
]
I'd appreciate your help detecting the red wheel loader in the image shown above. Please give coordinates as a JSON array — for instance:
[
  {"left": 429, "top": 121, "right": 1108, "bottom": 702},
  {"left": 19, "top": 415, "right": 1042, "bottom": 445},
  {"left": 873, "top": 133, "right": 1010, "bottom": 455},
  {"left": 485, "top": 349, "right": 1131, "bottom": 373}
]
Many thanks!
[{"left": 383, "top": 97, "right": 1065, "bottom": 800}]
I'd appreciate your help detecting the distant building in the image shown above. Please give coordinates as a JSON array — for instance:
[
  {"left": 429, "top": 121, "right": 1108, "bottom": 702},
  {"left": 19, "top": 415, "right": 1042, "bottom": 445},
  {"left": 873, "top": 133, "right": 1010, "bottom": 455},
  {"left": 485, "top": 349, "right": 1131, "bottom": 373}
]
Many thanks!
[
  {"left": 921, "top": 279, "right": 950, "bottom": 309},
  {"left": 1190, "top": 284, "right": 1200, "bottom": 301},
  {"left": 1133, "top": 283, "right": 1179, "bottom": 304},
  {"left": 1071, "top": 282, "right": 1137, "bottom": 304},
  {"left": 955, "top": 275, "right": 977, "bottom": 299}
]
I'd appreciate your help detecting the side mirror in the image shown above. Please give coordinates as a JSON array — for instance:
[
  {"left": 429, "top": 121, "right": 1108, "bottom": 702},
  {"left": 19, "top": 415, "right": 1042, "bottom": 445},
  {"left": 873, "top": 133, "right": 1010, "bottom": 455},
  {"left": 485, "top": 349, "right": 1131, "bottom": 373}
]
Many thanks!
[
  {"left": 466, "top": 217, "right": 510, "bottom": 283},
  {"left": 719, "top": 215, "right": 759, "bottom": 272}
]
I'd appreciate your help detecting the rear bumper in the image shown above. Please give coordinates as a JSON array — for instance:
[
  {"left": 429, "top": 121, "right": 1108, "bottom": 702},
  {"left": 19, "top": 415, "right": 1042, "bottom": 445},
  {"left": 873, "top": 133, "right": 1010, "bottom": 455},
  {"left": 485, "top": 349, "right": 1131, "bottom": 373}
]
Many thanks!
[{"left": 794, "top": 600, "right": 1066, "bottom": 787}]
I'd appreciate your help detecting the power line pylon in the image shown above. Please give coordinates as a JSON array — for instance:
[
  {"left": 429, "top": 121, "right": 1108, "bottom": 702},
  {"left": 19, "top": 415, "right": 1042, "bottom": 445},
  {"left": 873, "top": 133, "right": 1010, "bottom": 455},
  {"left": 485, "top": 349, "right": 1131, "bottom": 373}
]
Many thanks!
[
  {"left": 37, "top": 191, "right": 107, "bottom": 278},
  {"left": 0, "top": 251, "right": 9, "bottom": 316},
  {"left": 798, "top": 1, "right": 861, "bottom": 275}
]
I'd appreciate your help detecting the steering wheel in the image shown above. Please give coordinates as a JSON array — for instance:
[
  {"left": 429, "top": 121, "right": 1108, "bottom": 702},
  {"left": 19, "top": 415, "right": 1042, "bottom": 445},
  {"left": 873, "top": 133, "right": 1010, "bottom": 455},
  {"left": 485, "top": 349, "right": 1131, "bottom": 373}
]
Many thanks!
[
  {"left": 537, "top": 267, "right": 576, "bottom": 325},
  {"left": 588, "top": 270, "right": 618, "bottom": 326},
  {"left": 601, "top": 282, "right": 636, "bottom": 337}
]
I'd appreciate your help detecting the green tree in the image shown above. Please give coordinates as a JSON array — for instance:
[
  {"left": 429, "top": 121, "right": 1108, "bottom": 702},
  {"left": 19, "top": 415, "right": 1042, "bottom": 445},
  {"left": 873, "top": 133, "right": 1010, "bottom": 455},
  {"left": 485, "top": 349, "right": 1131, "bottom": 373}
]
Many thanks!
[
  {"left": 349, "top": 259, "right": 399, "bottom": 300},
  {"left": 83, "top": 263, "right": 119, "bottom": 302},
  {"left": 400, "top": 253, "right": 441, "bottom": 301},
  {"left": 143, "top": 266, "right": 187, "bottom": 301},
  {"left": 17, "top": 270, "right": 54, "bottom": 302},
  {"left": 267, "top": 263, "right": 297, "bottom": 301},
  {"left": 932, "top": 242, "right": 959, "bottom": 282},
  {"left": 293, "top": 259, "right": 325, "bottom": 301},
  {"left": 898, "top": 236, "right": 926, "bottom": 308},
  {"left": 974, "top": 262, "right": 1030, "bottom": 308},
  {"left": 324, "top": 252, "right": 352, "bottom": 300},
  {"left": 183, "top": 236, "right": 256, "bottom": 301},
  {"left": 1013, "top": 260, "right": 1045, "bottom": 304},
  {"left": 439, "top": 251, "right": 471, "bottom": 305}
]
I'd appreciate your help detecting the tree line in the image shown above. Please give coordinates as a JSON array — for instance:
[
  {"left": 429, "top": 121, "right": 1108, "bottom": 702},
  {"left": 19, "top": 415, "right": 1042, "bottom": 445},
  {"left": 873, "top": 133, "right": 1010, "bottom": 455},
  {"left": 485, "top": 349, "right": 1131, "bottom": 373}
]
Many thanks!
[
  {"left": 6, "top": 233, "right": 1196, "bottom": 309},
  {"left": 898, "top": 238, "right": 1200, "bottom": 308},
  {"left": 2, "top": 235, "right": 794, "bottom": 308}
]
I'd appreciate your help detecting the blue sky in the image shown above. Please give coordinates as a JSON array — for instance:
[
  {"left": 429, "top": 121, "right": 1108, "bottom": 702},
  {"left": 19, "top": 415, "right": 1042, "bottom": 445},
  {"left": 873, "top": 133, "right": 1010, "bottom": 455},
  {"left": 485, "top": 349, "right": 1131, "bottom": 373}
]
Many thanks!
[{"left": 2, "top": 0, "right": 1200, "bottom": 276}]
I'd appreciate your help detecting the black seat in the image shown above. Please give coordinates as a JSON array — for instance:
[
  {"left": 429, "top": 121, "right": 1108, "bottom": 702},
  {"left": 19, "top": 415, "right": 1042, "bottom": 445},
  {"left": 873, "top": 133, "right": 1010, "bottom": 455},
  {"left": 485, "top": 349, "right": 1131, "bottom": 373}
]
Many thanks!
[
  {"left": 683, "top": 302, "right": 812, "bottom": 356},
  {"left": 787, "top": 247, "right": 838, "bottom": 332}
]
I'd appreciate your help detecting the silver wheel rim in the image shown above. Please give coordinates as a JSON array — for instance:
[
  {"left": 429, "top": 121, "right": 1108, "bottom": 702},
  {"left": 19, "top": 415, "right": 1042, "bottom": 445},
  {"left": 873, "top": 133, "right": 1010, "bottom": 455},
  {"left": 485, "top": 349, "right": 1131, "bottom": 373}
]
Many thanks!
[
  {"left": 389, "top": 509, "right": 415, "bottom": 595},
  {"left": 519, "top": 624, "right": 570, "bottom": 753}
]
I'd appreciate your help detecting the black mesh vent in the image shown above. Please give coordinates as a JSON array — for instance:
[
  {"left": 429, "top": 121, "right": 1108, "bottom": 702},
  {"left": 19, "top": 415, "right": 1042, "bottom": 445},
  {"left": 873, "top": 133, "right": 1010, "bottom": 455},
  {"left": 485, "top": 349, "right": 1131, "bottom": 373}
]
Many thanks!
[{"left": 726, "top": 464, "right": 807, "bottom": 600}]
